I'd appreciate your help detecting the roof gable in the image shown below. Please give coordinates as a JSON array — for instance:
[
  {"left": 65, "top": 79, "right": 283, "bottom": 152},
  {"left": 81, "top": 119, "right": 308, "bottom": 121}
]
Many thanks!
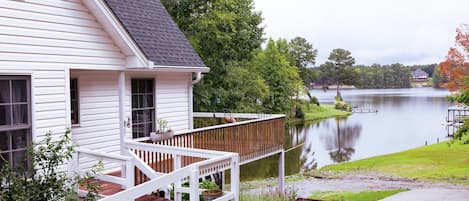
[{"left": 103, "top": 0, "right": 206, "bottom": 67}]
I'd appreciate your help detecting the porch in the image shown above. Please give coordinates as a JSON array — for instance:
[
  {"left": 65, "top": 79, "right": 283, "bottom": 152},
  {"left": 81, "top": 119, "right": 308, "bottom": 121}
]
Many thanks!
[{"left": 72, "top": 112, "right": 286, "bottom": 201}]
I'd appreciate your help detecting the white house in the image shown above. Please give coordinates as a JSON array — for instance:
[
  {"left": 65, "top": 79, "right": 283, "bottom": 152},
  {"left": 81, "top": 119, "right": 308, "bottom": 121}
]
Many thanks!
[
  {"left": 0, "top": 0, "right": 208, "bottom": 169},
  {"left": 411, "top": 69, "right": 429, "bottom": 82},
  {"left": 0, "top": 1, "right": 285, "bottom": 200}
]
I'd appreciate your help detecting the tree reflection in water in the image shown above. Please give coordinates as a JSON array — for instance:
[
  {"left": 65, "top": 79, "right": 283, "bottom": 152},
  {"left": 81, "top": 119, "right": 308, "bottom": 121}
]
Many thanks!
[
  {"left": 322, "top": 118, "right": 362, "bottom": 163},
  {"left": 300, "top": 140, "right": 317, "bottom": 171}
]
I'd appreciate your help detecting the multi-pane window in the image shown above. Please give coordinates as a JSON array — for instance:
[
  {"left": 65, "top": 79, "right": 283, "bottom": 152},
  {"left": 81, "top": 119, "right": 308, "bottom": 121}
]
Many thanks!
[
  {"left": 70, "top": 78, "right": 79, "bottom": 125},
  {"left": 0, "top": 76, "right": 31, "bottom": 169},
  {"left": 131, "top": 79, "right": 155, "bottom": 138}
]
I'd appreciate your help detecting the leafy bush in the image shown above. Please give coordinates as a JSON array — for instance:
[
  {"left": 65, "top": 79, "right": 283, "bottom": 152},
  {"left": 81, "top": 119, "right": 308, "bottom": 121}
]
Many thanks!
[
  {"left": 335, "top": 101, "right": 352, "bottom": 112},
  {"left": 295, "top": 106, "right": 305, "bottom": 119},
  {"left": 199, "top": 179, "right": 220, "bottom": 190},
  {"left": 310, "top": 96, "right": 320, "bottom": 106},
  {"left": 0, "top": 129, "right": 101, "bottom": 201}
]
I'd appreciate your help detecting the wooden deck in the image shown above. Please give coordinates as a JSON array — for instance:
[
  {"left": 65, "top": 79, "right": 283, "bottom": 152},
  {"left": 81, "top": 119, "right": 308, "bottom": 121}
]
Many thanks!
[
  {"left": 80, "top": 171, "right": 171, "bottom": 201},
  {"left": 134, "top": 115, "right": 285, "bottom": 186}
]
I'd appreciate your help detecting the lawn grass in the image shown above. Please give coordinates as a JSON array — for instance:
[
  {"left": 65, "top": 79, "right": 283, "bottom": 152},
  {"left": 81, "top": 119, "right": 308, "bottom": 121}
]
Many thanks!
[
  {"left": 321, "top": 135, "right": 469, "bottom": 184},
  {"left": 300, "top": 104, "right": 351, "bottom": 121},
  {"left": 309, "top": 189, "right": 407, "bottom": 201}
]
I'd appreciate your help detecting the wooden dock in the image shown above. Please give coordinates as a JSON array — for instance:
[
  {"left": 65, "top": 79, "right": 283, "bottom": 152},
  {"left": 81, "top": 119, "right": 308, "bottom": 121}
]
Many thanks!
[{"left": 352, "top": 107, "right": 378, "bottom": 113}]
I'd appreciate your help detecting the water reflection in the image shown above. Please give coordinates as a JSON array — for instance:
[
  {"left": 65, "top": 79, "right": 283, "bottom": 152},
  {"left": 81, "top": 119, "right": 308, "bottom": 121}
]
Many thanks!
[
  {"left": 240, "top": 88, "right": 452, "bottom": 181},
  {"left": 321, "top": 118, "right": 362, "bottom": 163}
]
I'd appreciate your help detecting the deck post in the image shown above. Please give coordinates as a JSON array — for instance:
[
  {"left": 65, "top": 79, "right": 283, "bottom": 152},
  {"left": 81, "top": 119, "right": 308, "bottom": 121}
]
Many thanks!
[
  {"left": 174, "top": 155, "right": 182, "bottom": 201},
  {"left": 125, "top": 159, "right": 134, "bottom": 189},
  {"left": 230, "top": 155, "right": 240, "bottom": 201},
  {"left": 278, "top": 150, "right": 285, "bottom": 195},
  {"left": 189, "top": 166, "right": 199, "bottom": 201},
  {"left": 118, "top": 71, "right": 127, "bottom": 188},
  {"left": 71, "top": 151, "right": 79, "bottom": 193}
]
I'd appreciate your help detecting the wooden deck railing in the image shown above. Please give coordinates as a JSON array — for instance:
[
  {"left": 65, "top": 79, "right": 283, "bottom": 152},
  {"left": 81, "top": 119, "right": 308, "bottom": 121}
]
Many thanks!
[{"left": 133, "top": 113, "right": 285, "bottom": 185}]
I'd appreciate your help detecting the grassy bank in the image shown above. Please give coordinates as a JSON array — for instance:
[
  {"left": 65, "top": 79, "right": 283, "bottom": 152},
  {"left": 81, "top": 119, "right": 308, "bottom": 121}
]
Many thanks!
[
  {"left": 300, "top": 104, "right": 351, "bottom": 121},
  {"left": 321, "top": 135, "right": 469, "bottom": 184},
  {"left": 309, "top": 190, "right": 406, "bottom": 201}
]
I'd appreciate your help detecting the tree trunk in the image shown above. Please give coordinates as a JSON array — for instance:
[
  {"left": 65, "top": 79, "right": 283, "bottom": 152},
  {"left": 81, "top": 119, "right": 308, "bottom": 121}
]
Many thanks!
[{"left": 336, "top": 80, "right": 340, "bottom": 99}]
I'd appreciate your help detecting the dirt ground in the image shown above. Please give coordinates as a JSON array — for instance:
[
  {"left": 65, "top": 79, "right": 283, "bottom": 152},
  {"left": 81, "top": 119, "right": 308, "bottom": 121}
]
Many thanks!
[{"left": 243, "top": 173, "right": 469, "bottom": 198}]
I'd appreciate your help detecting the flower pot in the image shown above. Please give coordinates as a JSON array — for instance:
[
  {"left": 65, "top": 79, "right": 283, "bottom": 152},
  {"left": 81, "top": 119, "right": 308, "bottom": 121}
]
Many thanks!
[
  {"left": 150, "top": 131, "right": 174, "bottom": 142},
  {"left": 202, "top": 190, "right": 223, "bottom": 201}
]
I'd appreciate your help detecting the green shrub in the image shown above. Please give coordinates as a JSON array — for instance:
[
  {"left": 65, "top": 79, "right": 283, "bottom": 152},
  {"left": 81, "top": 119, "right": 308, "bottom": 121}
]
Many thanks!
[
  {"left": 310, "top": 96, "right": 320, "bottom": 106},
  {"left": 335, "top": 101, "right": 352, "bottom": 112},
  {"left": 295, "top": 106, "right": 305, "bottom": 119},
  {"left": 199, "top": 179, "right": 220, "bottom": 190},
  {"left": 0, "top": 129, "right": 101, "bottom": 201}
]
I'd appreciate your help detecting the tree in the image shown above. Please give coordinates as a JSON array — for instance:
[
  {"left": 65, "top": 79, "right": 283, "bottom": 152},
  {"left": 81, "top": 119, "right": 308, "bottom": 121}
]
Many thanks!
[
  {"left": 433, "top": 65, "right": 442, "bottom": 88},
  {"left": 161, "top": 0, "right": 265, "bottom": 112},
  {"left": 222, "top": 60, "right": 270, "bottom": 112},
  {"left": 253, "top": 39, "right": 303, "bottom": 114},
  {"left": 440, "top": 24, "right": 469, "bottom": 91},
  {"left": 289, "top": 37, "right": 318, "bottom": 68},
  {"left": 289, "top": 37, "right": 318, "bottom": 87},
  {"left": 320, "top": 48, "right": 356, "bottom": 98}
]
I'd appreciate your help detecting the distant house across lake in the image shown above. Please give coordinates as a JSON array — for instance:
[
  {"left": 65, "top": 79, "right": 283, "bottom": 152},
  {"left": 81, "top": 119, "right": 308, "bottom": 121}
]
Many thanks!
[{"left": 411, "top": 69, "right": 429, "bottom": 82}]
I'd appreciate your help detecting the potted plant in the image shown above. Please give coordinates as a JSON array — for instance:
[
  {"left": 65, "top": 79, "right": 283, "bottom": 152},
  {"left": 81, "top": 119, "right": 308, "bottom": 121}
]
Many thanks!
[
  {"left": 200, "top": 180, "right": 223, "bottom": 201},
  {"left": 150, "top": 118, "right": 174, "bottom": 142}
]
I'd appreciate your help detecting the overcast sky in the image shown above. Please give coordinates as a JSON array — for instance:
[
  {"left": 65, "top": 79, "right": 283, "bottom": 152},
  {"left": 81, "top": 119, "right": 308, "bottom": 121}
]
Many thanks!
[{"left": 253, "top": 0, "right": 469, "bottom": 66}]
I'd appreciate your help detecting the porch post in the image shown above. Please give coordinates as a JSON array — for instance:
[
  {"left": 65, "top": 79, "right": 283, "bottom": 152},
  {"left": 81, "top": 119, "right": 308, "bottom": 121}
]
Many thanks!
[
  {"left": 278, "top": 150, "right": 285, "bottom": 195},
  {"left": 118, "top": 71, "right": 127, "bottom": 184},
  {"left": 189, "top": 166, "right": 199, "bottom": 201},
  {"left": 174, "top": 155, "right": 182, "bottom": 201},
  {"left": 230, "top": 155, "right": 240, "bottom": 201}
]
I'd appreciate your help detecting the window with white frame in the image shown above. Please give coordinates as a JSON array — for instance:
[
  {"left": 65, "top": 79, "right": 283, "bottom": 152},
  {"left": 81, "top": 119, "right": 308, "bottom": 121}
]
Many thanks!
[
  {"left": 0, "top": 76, "right": 31, "bottom": 169},
  {"left": 131, "top": 79, "right": 155, "bottom": 138}
]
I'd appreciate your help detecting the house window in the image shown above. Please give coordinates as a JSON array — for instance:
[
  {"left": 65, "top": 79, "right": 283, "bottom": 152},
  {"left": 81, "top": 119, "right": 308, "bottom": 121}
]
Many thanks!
[
  {"left": 0, "top": 76, "right": 31, "bottom": 169},
  {"left": 70, "top": 78, "right": 79, "bottom": 125},
  {"left": 131, "top": 79, "right": 155, "bottom": 138}
]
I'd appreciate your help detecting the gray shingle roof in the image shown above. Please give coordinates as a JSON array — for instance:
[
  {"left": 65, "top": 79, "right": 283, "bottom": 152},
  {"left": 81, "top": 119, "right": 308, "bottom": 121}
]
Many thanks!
[{"left": 103, "top": 0, "right": 206, "bottom": 67}]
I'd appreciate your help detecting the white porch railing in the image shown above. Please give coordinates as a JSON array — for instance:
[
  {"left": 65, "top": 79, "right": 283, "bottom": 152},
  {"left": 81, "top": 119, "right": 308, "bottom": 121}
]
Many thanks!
[
  {"left": 71, "top": 148, "right": 135, "bottom": 197},
  {"left": 74, "top": 140, "right": 240, "bottom": 201}
]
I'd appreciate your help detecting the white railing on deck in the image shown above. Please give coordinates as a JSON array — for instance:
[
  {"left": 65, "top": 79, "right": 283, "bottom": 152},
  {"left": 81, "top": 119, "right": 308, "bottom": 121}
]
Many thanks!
[
  {"left": 98, "top": 140, "right": 240, "bottom": 201},
  {"left": 71, "top": 148, "right": 135, "bottom": 192}
]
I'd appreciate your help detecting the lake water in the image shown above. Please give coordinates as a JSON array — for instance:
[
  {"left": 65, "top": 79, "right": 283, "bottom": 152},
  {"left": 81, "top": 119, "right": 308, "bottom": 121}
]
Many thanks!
[{"left": 241, "top": 88, "right": 453, "bottom": 180}]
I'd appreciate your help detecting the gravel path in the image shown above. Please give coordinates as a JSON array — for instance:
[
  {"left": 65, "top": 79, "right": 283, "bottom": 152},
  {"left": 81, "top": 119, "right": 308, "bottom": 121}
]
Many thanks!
[{"left": 243, "top": 174, "right": 469, "bottom": 198}]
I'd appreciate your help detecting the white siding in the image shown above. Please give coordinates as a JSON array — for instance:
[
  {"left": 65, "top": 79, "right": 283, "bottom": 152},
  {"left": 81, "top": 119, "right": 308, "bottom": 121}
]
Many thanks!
[
  {"left": 0, "top": 0, "right": 126, "bottom": 70},
  {"left": 0, "top": 0, "right": 194, "bottom": 172},
  {"left": 71, "top": 71, "right": 128, "bottom": 170},
  {"left": 0, "top": 0, "right": 126, "bottom": 170},
  {"left": 156, "top": 73, "right": 191, "bottom": 133}
]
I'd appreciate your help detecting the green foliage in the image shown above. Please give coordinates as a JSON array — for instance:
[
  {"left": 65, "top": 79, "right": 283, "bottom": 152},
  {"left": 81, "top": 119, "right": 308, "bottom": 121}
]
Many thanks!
[
  {"left": 319, "top": 49, "right": 357, "bottom": 96},
  {"left": 289, "top": 37, "right": 318, "bottom": 68},
  {"left": 433, "top": 65, "right": 442, "bottom": 88},
  {"left": 295, "top": 106, "right": 305, "bottom": 119},
  {"left": 221, "top": 61, "right": 269, "bottom": 112},
  {"left": 306, "top": 90, "right": 320, "bottom": 106},
  {"left": 354, "top": 63, "right": 411, "bottom": 89},
  {"left": 455, "top": 120, "right": 469, "bottom": 144},
  {"left": 334, "top": 101, "right": 352, "bottom": 112},
  {"left": 161, "top": 0, "right": 265, "bottom": 112},
  {"left": 0, "top": 129, "right": 101, "bottom": 201},
  {"left": 199, "top": 180, "right": 220, "bottom": 190},
  {"left": 299, "top": 104, "right": 351, "bottom": 121},
  {"left": 157, "top": 118, "right": 169, "bottom": 132},
  {"left": 309, "top": 190, "right": 407, "bottom": 201},
  {"left": 252, "top": 39, "right": 303, "bottom": 114}
]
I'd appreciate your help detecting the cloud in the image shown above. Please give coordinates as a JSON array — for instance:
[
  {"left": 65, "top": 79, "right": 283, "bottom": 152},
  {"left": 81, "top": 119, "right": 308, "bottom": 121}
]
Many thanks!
[{"left": 254, "top": 0, "right": 469, "bottom": 65}]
